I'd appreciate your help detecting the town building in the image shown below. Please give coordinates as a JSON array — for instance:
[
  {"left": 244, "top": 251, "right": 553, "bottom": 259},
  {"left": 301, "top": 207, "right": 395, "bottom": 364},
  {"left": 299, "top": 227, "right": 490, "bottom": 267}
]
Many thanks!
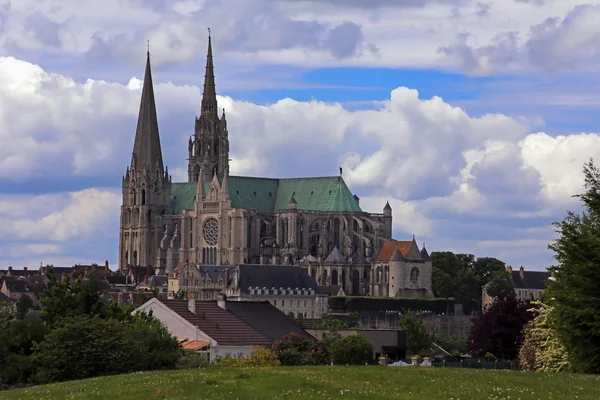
[{"left": 482, "top": 265, "right": 552, "bottom": 310}]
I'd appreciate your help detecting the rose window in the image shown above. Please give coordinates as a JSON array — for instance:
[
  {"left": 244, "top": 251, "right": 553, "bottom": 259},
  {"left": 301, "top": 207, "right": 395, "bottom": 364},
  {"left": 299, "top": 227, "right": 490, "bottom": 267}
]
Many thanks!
[{"left": 203, "top": 218, "right": 219, "bottom": 246}]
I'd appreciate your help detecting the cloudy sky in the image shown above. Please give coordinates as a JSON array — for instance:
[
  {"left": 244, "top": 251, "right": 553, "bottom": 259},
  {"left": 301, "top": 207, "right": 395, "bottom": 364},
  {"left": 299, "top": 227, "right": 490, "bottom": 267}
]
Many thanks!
[{"left": 1, "top": 0, "right": 599, "bottom": 271}]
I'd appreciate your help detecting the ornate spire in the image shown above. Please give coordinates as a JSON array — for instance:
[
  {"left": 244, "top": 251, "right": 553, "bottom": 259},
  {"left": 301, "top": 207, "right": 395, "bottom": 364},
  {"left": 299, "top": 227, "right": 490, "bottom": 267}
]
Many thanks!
[
  {"left": 131, "top": 50, "right": 163, "bottom": 171},
  {"left": 201, "top": 28, "right": 217, "bottom": 116}
]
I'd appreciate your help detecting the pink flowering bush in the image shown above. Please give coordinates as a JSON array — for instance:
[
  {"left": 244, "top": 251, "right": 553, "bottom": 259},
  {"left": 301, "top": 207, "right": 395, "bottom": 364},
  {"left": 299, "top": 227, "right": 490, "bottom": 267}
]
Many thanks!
[{"left": 271, "top": 333, "right": 329, "bottom": 366}]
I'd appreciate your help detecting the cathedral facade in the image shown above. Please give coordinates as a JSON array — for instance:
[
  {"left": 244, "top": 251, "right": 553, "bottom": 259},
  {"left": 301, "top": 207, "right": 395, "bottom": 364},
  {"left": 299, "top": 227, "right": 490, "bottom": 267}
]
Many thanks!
[{"left": 118, "top": 35, "right": 393, "bottom": 275}]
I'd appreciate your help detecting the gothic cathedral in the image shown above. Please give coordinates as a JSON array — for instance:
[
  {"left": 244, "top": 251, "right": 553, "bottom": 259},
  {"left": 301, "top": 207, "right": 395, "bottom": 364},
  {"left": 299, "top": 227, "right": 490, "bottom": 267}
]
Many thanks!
[{"left": 118, "top": 35, "right": 395, "bottom": 276}]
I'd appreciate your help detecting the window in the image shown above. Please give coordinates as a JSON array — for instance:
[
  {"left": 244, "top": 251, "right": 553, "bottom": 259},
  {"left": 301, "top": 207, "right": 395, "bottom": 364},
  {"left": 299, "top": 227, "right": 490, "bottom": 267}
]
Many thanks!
[
  {"left": 281, "top": 300, "right": 285, "bottom": 307},
  {"left": 304, "top": 300, "right": 307, "bottom": 307},
  {"left": 273, "top": 300, "right": 277, "bottom": 306},
  {"left": 410, "top": 267, "right": 420, "bottom": 285}
]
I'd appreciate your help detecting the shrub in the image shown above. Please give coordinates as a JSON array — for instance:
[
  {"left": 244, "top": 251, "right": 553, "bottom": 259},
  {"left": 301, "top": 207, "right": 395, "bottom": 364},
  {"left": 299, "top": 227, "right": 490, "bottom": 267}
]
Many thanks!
[
  {"left": 218, "top": 347, "right": 281, "bottom": 367},
  {"left": 176, "top": 352, "right": 210, "bottom": 369},
  {"left": 272, "top": 334, "right": 328, "bottom": 366},
  {"left": 330, "top": 334, "right": 373, "bottom": 365},
  {"left": 33, "top": 314, "right": 180, "bottom": 384}
]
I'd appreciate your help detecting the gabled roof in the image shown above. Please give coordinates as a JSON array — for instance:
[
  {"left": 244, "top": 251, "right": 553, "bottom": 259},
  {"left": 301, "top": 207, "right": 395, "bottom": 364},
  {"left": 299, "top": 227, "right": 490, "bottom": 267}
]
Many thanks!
[
  {"left": 170, "top": 175, "right": 362, "bottom": 214},
  {"left": 324, "top": 246, "right": 345, "bottom": 263},
  {"left": 376, "top": 239, "right": 413, "bottom": 261},
  {"left": 350, "top": 250, "right": 369, "bottom": 265},
  {"left": 237, "top": 265, "right": 317, "bottom": 295},
  {"left": 162, "top": 300, "right": 270, "bottom": 346},
  {"left": 225, "top": 301, "right": 308, "bottom": 341},
  {"left": 510, "top": 269, "right": 551, "bottom": 290}
]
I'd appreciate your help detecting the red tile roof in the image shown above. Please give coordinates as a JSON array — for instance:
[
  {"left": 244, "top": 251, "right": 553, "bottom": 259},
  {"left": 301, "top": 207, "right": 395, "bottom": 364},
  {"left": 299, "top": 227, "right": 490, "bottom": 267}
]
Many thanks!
[
  {"left": 162, "top": 300, "right": 271, "bottom": 346},
  {"left": 376, "top": 240, "right": 413, "bottom": 261}
]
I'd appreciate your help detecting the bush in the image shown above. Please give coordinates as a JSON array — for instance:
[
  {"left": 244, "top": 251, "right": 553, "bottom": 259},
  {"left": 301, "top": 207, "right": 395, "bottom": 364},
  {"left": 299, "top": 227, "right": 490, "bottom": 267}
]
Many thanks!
[
  {"left": 433, "top": 334, "right": 467, "bottom": 354},
  {"left": 33, "top": 314, "right": 180, "bottom": 384},
  {"left": 272, "top": 334, "right": 328, "bottom": 366},
  {"left": 177, "top": 352, "right": 211, "bottom": 369},
  {"left": 218, "top": 346, "right": 281, "bottom": 367},
  {"left": 330, "top": 334, "right": 373, "bottom": 365}
]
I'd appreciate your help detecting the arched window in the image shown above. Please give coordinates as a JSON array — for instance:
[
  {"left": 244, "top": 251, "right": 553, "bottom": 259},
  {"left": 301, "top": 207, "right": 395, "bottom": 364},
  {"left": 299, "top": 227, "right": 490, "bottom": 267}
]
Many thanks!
[
  {"left": 376, "top": 268, "right": 381, "bottom": 283},
  {"left": 331, "top": 269, "right": 339, "bottom": 285},
  {"left": 141, "top": 189, "right": 146, "bottom": 206},
  {"left": 410, "top": 267, "right": 420, "bottom": 285},
  {"left": 147, "top": 210, "right": 152, "bottom": 224}
]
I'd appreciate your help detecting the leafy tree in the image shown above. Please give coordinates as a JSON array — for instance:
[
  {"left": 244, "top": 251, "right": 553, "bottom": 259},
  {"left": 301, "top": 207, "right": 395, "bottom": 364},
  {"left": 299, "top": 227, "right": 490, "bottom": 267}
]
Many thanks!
[
  {"left": 486, "top": 270, "right": 515, "bottom": 300},
  {"left": 433, "top": 334, "right": 467, "bottom": 354},
  {"left": 473, "top": 257, "right": 506, "bottom": 287},
  {"left": 271, "top": 333, "right": 328, "bottom": 366},
  {"left": 467, "top": 297, "right": 532, "bottom": 360},
  {"left": 330, "top": 334, "right": 373, "bottom": 365},
  {"left": 0, "top": 318, "right": 49, "bottom": 386},
  {"left": 519, "top": 301, "right": 570, "bottom": 372},
  {"left": 545, "top": 159, "right": 600, "bottom": 373},
  {"left": 15, "top": 295, "right": 34, "bottom": 320},
  {"left": 0, "top": 300, "right": 15, "bottom": 320},
  {"left": 399, "top": 310, "right": 433, "bottom": 355},
  {"left": 33, "top": 313, "right": 180, "bottom": 384}
]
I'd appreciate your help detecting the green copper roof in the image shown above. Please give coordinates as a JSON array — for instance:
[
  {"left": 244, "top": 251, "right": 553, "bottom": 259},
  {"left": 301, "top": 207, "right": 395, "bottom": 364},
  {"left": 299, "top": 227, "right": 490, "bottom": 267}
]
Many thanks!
[{"left": 170, "top": 176, "right": 362, "bottom": 214}]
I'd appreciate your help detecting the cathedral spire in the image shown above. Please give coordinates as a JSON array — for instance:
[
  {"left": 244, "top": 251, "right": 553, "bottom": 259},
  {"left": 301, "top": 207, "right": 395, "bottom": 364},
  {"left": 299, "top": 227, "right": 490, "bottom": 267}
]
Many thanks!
[
  {"left": 131, "top": 50, "right": 163, "bottom": 171},
  {"left": 200, "top": 29, "right": 217, "bottom": 116}
]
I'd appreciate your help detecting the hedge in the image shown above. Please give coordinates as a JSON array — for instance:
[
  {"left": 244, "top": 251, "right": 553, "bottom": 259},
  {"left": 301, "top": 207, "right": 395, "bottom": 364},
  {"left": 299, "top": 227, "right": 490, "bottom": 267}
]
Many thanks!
[{"left": 329, "top": 296, "right": 455, "bottom": 314}]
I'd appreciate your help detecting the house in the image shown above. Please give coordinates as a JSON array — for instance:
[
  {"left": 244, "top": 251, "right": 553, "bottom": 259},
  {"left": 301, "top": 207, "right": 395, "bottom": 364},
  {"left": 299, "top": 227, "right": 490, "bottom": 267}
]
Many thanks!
[
  {"left": 228, "top": 264, "right": 322, "bottom": 319},
  {"left": 0, "top": 278, "right": 36, "bottom": 301},
  {"left": 225, "top": 301, "right": 309, "bottom": 341},
  {"left": 135, "top": 296, "right": 273, "bottom": 361},
  {"left": 482, "top": 265, "right": 552, "bottom": 310},
  {"left": 168, "top": 263, "right": 235, "bottom": 300}
]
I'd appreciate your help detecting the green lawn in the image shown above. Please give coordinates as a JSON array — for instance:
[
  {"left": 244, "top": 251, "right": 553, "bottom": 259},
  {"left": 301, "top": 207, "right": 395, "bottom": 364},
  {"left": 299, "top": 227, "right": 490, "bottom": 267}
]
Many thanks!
[{"left": 4, "top": 366, "right": 600, "bottom": 400}]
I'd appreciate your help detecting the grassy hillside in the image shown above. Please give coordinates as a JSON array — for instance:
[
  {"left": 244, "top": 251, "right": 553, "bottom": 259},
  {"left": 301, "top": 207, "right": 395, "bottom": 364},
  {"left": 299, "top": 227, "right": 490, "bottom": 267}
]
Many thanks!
[{"left": 5, "top": 366, "right": 600, "bottom": 400}]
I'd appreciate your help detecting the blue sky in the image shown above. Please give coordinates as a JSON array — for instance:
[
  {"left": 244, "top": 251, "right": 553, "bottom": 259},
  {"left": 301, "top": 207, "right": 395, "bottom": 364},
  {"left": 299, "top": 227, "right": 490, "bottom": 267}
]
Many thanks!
[{"left": 2, "top": 0, "right": 600, "bottom": 271}]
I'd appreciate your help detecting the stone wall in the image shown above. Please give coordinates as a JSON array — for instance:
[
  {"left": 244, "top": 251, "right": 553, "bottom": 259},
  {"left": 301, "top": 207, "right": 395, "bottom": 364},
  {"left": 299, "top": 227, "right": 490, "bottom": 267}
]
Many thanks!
[{"left": 356, "top": 312, "right": 473, "bottom": 337}]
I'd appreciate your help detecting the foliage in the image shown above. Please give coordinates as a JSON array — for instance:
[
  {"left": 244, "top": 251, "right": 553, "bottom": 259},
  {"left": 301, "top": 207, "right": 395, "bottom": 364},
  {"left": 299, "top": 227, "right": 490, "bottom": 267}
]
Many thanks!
[
  {"left": 218, "top": 347, "right": 281, "bottom": 367},
  {"left": 271, "top": 333, "right": 328, "bottom": 366},
  {"left": 33, "top": 313, "right": 180, "bottom": 384},
  {"left": 544, "top": 159, "right": 600, "bottom": 373},
  {"left": 313, "top": 317, "right": 348, "bottom": 331},
  {"left": 176, "top": 352, "right": 210, "bottom": 369},
  {"left": 15, "top": 295, "right": 34, "bottom": 320},
  {"left": 485, "top": 270, "right": 515, "bottom": 301},
  {"left": 6, "top": 366, "right": 600, "bottom": 400},
  {"left": 433, "top": 334, "right": 467, "bottom": 354},
  {"left": 0, "top": 318, "right": 49, "bottom": 386},
  {"left": 399, "top": 310, "right": 433, "bottom": 356},
  {"left": 0, "top": 300, "right": 15, "bottom": 319},
  {"left": 519, "top": 301, "right": 570, "bottom": 373},
  {"left": 329, "top": 334, "right": 373, "bottom": 365},
  {"left": 467, "top": 297, "right": 533, "bottom": 360},
  {"left": 431, "top": 251, "right": 506, "bottom": 308}
]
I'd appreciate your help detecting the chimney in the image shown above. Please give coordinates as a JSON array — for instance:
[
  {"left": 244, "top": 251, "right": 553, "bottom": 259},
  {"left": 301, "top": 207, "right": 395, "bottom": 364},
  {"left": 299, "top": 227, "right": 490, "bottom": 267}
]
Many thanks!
[
  {"left": 23, "top": 267, "right": 27, "bottom": 271},
  {"left": 506, "top": 265, "right": 512, "bottom": 274},
  {"left": 188, "top": 299, "right": 196, "bottom": 313},
  {"left": 519, "top": 266, "right": 525, "bottom": 280},
  {"left": 217, "top": 293, "right": 226, "bottom": 310},
  {"left": 7, "top": 266, "right": 11, "bottom": 272}
]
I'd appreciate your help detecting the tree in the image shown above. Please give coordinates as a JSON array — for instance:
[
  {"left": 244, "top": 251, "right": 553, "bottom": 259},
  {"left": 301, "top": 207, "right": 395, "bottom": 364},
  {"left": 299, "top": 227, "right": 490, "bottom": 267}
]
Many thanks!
[
  {"left": 519, "top": 301, "right": 570, "bottom": 372},
  {"left": 473, "top": 257, "right": 506, "bottom": 287},
  {"left": 330, "top": 334, "right": 373, "bottom": 365},
  {"left": 313, "top": 317, "right": 348, "bottom": 331},
  {"left": 15, "top": 295, "right": 34, "bottom": 320},
  {"left": 467, "top": 297, "right": 533, "bottom": 360},
  {"left": 399, "top": 310, "right": 433, "bottom": 356},
  {"left": 486, "top": 270, "right": 515, "bottom": 300},
  {"left": 544, "top": 159, "right": 600, "bottom": 373}
]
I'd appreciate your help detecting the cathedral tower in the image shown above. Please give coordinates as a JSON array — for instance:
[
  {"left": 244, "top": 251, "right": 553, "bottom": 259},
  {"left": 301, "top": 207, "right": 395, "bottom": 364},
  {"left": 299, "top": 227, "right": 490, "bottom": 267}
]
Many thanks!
[
  {"left": 119, "top": 51, "right": 171, "bottom": 270},
  {"left": 188, "top": 32, "right": 230, "bottom": 183}
]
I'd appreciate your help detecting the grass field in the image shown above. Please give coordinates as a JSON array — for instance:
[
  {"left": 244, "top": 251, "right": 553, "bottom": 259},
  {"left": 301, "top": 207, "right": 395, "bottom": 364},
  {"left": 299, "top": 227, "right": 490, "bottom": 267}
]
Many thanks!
[{"left": 4, "top": 366, "right": 600, "bottom": 400}]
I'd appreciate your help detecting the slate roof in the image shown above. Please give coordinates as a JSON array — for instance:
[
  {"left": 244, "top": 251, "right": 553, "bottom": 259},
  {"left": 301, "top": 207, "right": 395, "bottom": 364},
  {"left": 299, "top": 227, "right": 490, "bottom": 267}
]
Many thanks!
[
  {"left": 237, "top": 264, "right": 317, "bottom": 295},
  {"left": 171, "top": 175, "right": 362, "bottom": 215},
  {"left": 225, "top": 301, "right": 309, "bottom": 341},
  {"left": 350, "top": 250, "right": 369, "bottom": 265},
  {"left": 162, "top": 300, "right": 270, "bottom": 346},
  {"left": 147, "top": 275, "right": 168, "bottom": 287},
  {"left": 324, "top": 246, "right": 345, "bottom": 263},
  {"left": 510, "top": 269, "right": 551, "bottom": 290},
  {"left": 3, "top": 279, "right": 29, "bottom": 293}
]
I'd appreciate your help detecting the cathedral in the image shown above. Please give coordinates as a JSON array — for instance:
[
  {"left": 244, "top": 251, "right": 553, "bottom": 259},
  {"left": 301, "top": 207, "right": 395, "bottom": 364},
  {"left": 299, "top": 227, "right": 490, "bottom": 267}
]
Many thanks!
[{"left": 118, "top": 34, "right": 394, "bottom": 275}]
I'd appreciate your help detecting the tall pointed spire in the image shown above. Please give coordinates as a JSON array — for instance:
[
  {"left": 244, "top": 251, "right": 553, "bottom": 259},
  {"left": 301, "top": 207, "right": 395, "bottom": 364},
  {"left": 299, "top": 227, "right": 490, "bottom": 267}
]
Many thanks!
[
  {"left": 132, "top": 50, "right": 163, "bottom": 171},
  {"left": 201, "top": 28, "right": 217, "bottom": 116}
]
